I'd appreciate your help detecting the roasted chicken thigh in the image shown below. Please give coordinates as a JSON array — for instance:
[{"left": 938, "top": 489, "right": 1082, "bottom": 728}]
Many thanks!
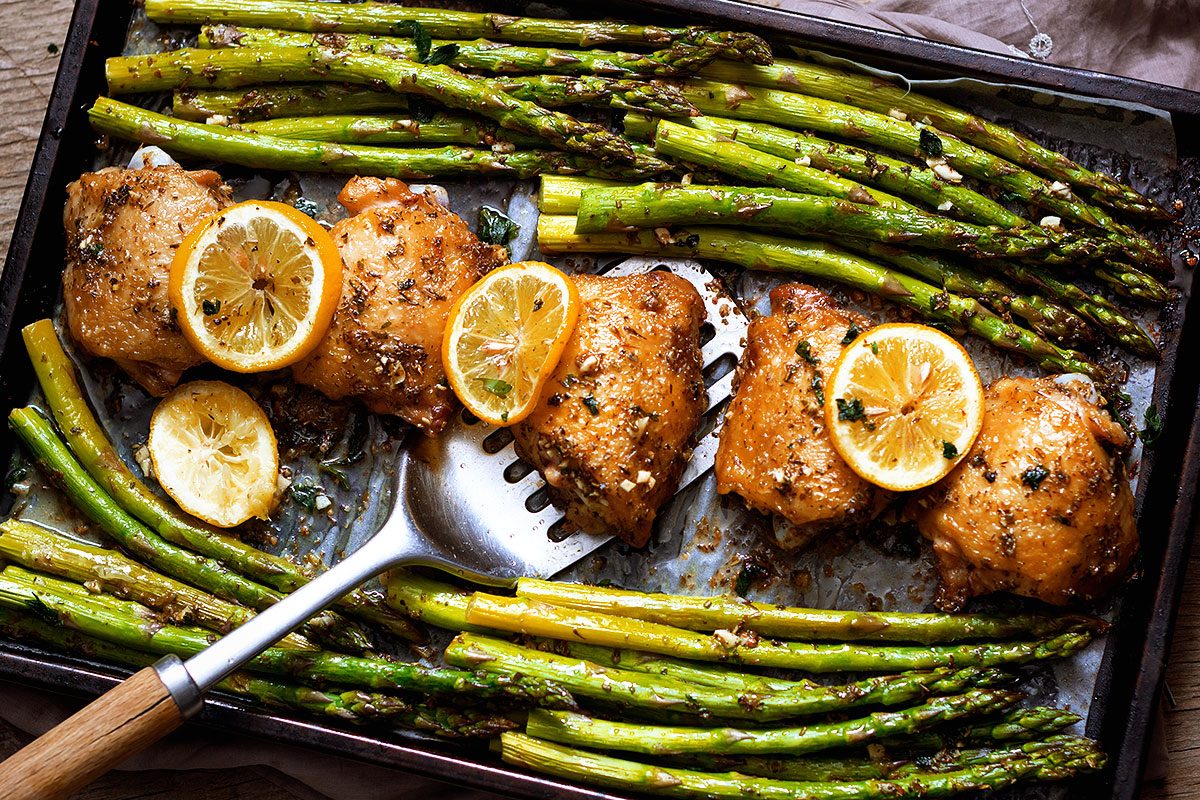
[
  {"left": 62, "top": 164, "right": 230, "bottom": 395},
  {"left": 293, "top": 177, "right": 506, "bottom": 434},
  {"left": 512, "top": 272, "right": 706, "bottom": 546},
  {"left": 911, "top": 375, "right": 1138, "bottom": 609},
  {"left": 715, "top": 283, "right": 891, "bottom": 549}
]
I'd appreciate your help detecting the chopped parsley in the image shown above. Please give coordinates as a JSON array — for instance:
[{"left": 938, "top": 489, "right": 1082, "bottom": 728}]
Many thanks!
[
  {"left": 942, "top": 441, "right": 958, "bottom": 459},
  {"left": 533, "top": 298, "right": 544, "bottom": 312},
  {"left": 918, "top": 128, "right": 944, "bottom": 157},
  {"left": 836, "top": 397, "right": 875, "bottom": 430},
  {"left": 795, "top": 340, "right": 818, "bottom": 366},
  {"left": 289, "top": 482, "right": 322, "bottom": 512},
  {"left": 810, "top": 374, "right": 825, "bottom": 406},
  {"left": 426, "top": 43, "right": 460, "bottom": 65},
  {"left": 397, "top": 20, "right": 433, "bottom": 62},
  {"left": 481, "top": 378, "right": 513, "bottom": 397},
  {"left": 581, "top": 394, "right": 600, "bottom": 415},
  {"left": 478, "top": 206, "right": 520, "bottom": 245},
  {"left": 870, "top": 341, "right": 879, "bottom": 355},
  {"left": 841, "top": 323, "right": 862, "bottom": 346},
  {"left": 1141, "top": 405, "right": 1163, "bottom": 446},
  {"left": 1021, "top": 464, "right": 1050, "bottom": 490},
  {"left": 202, "top": 298, "right": 221, "bottom": 316}
]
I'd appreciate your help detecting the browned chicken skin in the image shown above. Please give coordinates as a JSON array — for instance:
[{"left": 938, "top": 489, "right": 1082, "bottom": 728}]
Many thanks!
[
  {"left": 512, "top": 272, "right": 707, "bottom": 546},
  {"left": 715, "top": 283, "right": 891, "bottom": 549},
  {"left": 62, "top": 165, "right": 230, "bottom": 395},
  {"left": 911, "top": 375, "right": 1138, "bottom": 610},
  {"left": 293, "top": 177, "right": 506, "bottom": 434}
]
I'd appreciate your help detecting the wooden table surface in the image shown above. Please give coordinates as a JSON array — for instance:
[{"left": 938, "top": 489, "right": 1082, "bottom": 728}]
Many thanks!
[{"left": 1, "top": 3, "right": 1198, "bottom": 799}]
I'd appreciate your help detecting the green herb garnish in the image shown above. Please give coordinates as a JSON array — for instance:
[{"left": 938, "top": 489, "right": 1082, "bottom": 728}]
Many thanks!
[
  {"left": 795, "top": 340, "right": 818, "bottom": 365},
  {"left": 942, "top": 441, "right": 958, "bottom": 459},
  {"left": 841, "top": 323, "right": 862, "bottom": 346},
  {"left": 426, "top": 43, "right": 460, "bottom": 65},
  {"left": 1141, "top": 405, "right": 1163, "bottom": 446},
  {"left": 836, "top": 397, "right": 875, "bottom": 430},
  {"left": 482, "top": 378, "right": 513, "bottom": 397},
  {"left": 202, "top": 298, "right": 221, "bottom": 316},
  {"left": 289, "top": 482, "right": 322, "bottom": 512},
  {"left": 398, "top": 20, "right": 433, "bottom": 62},
  {"left": 1021, "top": 464, "right": 1050, "bottom": 490},
  {"left": 478, "top": 206, "right": 520, "bottom": 245},
  {"left": 581, "top": 394, "right": 600, "bottom": 415},
  {"left": 919, "top": 128, "right": 944, "bottom": 157},
  {"left": 811, "top": 374, "right": 824, "bottom": 406}
]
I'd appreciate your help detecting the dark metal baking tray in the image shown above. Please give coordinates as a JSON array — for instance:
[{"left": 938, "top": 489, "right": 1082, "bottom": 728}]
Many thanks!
[{"left": 1, "top": 1, "right": 1198, "bottom": 798}]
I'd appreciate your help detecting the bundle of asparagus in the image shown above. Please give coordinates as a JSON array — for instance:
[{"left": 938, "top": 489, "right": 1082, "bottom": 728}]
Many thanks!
[
  {"left": 384, "top": 570, "right": 1107, "bottom": 797},
  {"left": 83, "top": 0, "right": 1170, "bottom": 372}
]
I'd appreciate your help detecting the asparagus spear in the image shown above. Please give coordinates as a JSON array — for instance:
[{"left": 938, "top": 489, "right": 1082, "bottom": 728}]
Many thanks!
[
  {"left": 493, "top": 75, "right": 697, "bottom": 116},
  {"left": 514, "top": 578, "right": 1107, "bottom": 643},
  {"left": 524, "top": 689, "right": 1022, "bottom": 755},
  {"left": 677, "top": 79, "right": 1168, "bottom": 270},
  {"left": 384, "top": 569, "right": 490, "bottom": 633},
  {"left": 541, "top": 641, "right": 816, "bottom": 694},
  {"left": 0, "top": 569, "right": 578, "bottom": 708},
  {"left": 0, "top": 606, "right": 519, "bottom": 736},
  {"left": 90, "top": 98, "right": 670, "bottom": 182},
  {"left": 174, "top": 84, "right": 407, "bottom": 122},
  {"left": 201, "top": 25, "right": 722, "bottom": 78},
  {"left": 626, "top": 112, "right": 1023, "bottom": 227},
  {"left": 697, "top": 57, "right": 1165, "bottom": 218},
  {"left": 539, "top": 216, "right": 1102, "bottom": 376},
  {"left": 448, "top": 633, "right": 1011, "bottom": 722},
  {"left": 836, "top": 240, "right": 1098, "bottom": 349},
  {"left": 653, "top": 119, "right": 919, "bottom": 211},
  {"left": 669, "top": 736, "right": 1101, "bottom": 781},
  {"left": 574, "top": 182, "right": 1068, "bottom": 262},
  {"left": 465, "top": 594, "right": 1094, "bottom": 672},
  {"left": 987, "top": 260, "right": 1158, "bottom": 356},
  {"left": 105, "top": 48, "right": 640, "bottom": 164},
  {"left": 8, "top": 406, "right": 379, "bottom": 654},
  {"left": 501, "top": 733, "right": 1104, "bottom": 798},
  {"left": 22, "top": 320, "right": 419, "bottom": 641},
  {"left": 0, "top": 519, "right": 317, "bottom": 649},
  {"left": 144, "top": 0, "right": 774, "bottom": 64},
  {"left": 900, "top": 706, "right": 1083, "bottom": 749},
  {"left": 240, "top": 113, "right": 543, "bottom": 147}
]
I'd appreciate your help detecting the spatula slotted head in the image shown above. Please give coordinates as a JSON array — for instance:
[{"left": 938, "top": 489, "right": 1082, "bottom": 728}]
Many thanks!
[{"left": 397, "top": 257, "right": 748, "bottom": 580}]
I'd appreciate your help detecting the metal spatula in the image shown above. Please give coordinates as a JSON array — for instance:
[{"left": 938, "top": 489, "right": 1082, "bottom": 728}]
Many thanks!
[{"left": 0, "top": 257, "right": 748, "bottom": 799}]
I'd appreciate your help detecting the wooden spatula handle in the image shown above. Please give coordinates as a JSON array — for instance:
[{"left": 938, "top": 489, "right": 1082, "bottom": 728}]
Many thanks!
[{"left": 0, "top": 656, "right": 201, "bottom": 799}]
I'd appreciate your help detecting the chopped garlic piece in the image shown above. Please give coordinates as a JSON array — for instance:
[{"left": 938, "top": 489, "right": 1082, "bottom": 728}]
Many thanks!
[
  {"left": 887, "top": 108, "right": 908, "bottom": 121},
  {"left": 1048, "top": 180, "right": 1071, "bottom": 198},
  {"left": 636, "top": 470, "right": 652, "bottom": 484},
  {"left": 937, "top": 200, "right": 954, "bottom": 212},
  {"left": 1039, "top": 215, "right": 1064, "bottom": 230},
  {"left": 619, "top": 479, "right": 637, "bottom": 492},
  {"left": 795, "top": 155, "right": 812, "bottom": 167}
]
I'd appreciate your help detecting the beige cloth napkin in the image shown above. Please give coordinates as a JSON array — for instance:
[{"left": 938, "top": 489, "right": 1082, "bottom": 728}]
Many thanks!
[
  {"left": 1, "top": 0, "right": 1193, "bottom": 796},
  {"left": 748, "top": 0, "right": 1200, "bottom": 91}
]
